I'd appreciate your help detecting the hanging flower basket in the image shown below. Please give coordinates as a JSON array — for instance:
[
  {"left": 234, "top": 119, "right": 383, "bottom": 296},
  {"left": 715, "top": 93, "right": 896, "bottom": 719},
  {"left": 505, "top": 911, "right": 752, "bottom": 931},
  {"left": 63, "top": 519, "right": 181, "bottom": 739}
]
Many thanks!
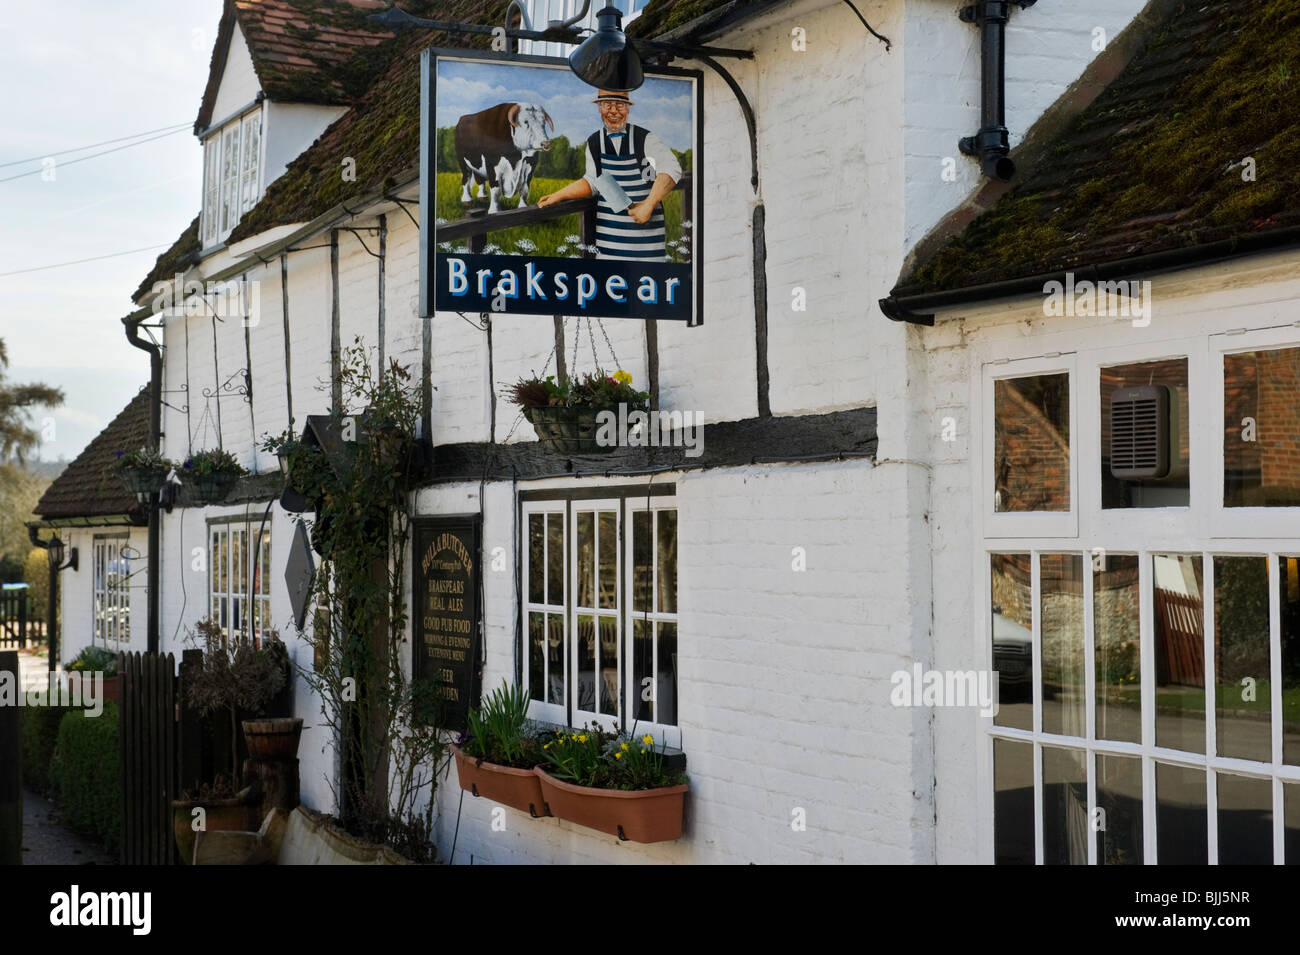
[
  {"left": 191, "top": 470, "right": 241, "bottom": 505},
  {"left": 524, "top": 405, "right": 618, "bottom": 455},
  {"left": 117, "top": 466, "right": 169, "bottom": 496}
]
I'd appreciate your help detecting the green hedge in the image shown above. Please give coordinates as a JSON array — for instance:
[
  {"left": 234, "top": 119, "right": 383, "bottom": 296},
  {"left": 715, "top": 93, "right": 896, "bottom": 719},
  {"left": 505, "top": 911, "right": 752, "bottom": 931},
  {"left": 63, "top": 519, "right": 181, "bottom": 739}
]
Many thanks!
[
  {"left": 19, "top": 705, "right": 72, "bottom": 796},
  {"left": 54, "top": 702, "right": 119, "bottom": 853}
]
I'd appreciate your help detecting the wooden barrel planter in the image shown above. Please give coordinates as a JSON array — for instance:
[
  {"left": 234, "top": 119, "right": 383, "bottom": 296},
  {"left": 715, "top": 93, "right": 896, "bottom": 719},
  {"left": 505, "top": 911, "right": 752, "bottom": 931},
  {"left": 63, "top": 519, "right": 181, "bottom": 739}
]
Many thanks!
[
  {"left": 524, "top": 405, "right": 619, "bottom": 455},
  {"left": 452, "top": 744, "right": 549, "bottom": 817},
  {"left": 242, "top": 718, "right": 304, "bottom": 760},
  {"left": 533, "top": 767, "right": 688, "bottom": 843}
]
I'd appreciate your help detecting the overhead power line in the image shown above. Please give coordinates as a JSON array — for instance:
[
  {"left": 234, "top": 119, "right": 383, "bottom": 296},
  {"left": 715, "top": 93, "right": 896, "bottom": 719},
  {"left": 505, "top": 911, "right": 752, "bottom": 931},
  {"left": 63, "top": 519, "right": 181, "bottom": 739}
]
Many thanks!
[
  {"left": 0, "top": 127, "right": 192, "bottom": 184},
  {"left": 0, "top": 244, "right": 172, "bottom": 279},
  {"left": 0, "top": 122, "right": 191, "bottom": 168}
]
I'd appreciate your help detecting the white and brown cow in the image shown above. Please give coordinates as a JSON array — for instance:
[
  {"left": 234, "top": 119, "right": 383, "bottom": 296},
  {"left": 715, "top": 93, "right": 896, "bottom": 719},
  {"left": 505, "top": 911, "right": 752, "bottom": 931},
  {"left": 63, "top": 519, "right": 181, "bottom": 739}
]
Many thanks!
[{"left": 455, "top": 102, "right": 554, "bottom": 214}]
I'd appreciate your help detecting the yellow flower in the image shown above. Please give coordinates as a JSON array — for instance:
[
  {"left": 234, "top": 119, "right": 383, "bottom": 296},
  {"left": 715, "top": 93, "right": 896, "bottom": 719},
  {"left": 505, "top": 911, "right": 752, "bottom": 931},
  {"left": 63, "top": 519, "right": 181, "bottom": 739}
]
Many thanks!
[
  {"left": 578, "top": 734, "right": 588, "bottom": 743},
  {"left": 641, "top": 734, "right": 654, "bottom": 746},
  {"left": 613, "top": 370, "right": 632, "bottom": 386},
  {"left": 640, "top": 747, "right": 647, "bottom": 754},
  {"left": 620, "top": 742, "right": 629, "bottom": 751},
  {"left": 543, "top": 742, "right": 550, "bottom": 749},
  {"left": 614, "top": 752, "right": 623, "bottom": 760}
]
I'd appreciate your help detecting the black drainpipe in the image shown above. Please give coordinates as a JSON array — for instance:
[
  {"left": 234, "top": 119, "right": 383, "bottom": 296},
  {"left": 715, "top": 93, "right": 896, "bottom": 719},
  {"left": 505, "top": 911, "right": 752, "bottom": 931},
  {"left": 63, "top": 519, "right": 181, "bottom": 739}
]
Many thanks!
[
  {"left": 125, "top": 315, "right": 162, "bottom": 655},
  {"left": 958, "top": 0, "right": 1036, "bottom": 182}
]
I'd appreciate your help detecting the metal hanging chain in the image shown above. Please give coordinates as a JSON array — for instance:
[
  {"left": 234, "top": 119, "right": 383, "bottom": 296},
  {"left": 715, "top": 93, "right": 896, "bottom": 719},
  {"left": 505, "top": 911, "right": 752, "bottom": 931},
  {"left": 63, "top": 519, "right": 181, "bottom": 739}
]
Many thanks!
[
  {"left": 596, "top": 318, "right": 620, "bottom": 370},
  {"left": 571, "top": 315, "right": 582, "bottom": 379},
  {"left": 503, "top": 341, "right": 558, "bottom": 443},
  {"left": 588, "top": 318, "right": 601, "bottom": 370}
]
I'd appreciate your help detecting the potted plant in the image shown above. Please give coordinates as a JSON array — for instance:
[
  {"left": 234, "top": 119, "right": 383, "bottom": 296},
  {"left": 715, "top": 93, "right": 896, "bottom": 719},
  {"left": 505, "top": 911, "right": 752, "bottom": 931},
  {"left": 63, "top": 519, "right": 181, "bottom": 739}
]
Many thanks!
[
  {"left": 454, "top": 681, "right": 548, "bottom": 817},
  {"left": 239, "top": 639, "right": 302, "bottom": 760},
  {"left": 534, "top": 727, "right": 689, "bottom": 843},
  {"left": 113, "top": 446, "right": 174, "bottom": 496},
  {"left": 182, "top": 617, "right": 290, "bottom": 787},
  {"left": 505, "top": 369, "right": 649, "bottom": 455},
  {"left": 172, "top": 774, "right": 260, "bottom": 865},
  {"left": 64, "top": 646, "right": 121, "bottom": 705},
  {"left": 182, "top": 448, "right": 247, "bottom": 505}
]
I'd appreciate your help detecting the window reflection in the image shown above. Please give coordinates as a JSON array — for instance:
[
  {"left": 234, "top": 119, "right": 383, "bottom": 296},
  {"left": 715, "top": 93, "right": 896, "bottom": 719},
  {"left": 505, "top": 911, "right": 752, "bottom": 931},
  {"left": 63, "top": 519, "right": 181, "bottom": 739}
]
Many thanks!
[
  {"left": 1156, "top": 762, "right": 1207, "bottom": 864},
  {"left": 992, "top": 554, "right": 1033, "bottom": 731},
  {"left": 1095, "top": 555, "right": 1141, "bottom": 744},
  {"left": 1042, "top": 746, "right": 1087, "bottom": 864},
  {"left": 1217, "top": 774, "right": 1272, "bottom": 865},
  {"left": 1041, "top": 554, "right": 1085, "bottom": 738},
  {"left": 1153, "top": 555, "right": 1205, "bottom": 753},
  {"left": 994, "top": 738, "right": 1034, "bottom": 864},
  {"left": 1097, "top": 754, "right": 1143, "bottom": 865},
  {"left": 1281, "top": 558, "right": 1300, "bottom": 766},
  {"left": 1214, "top": 556, "right": 1271, "bottom": 762},
  {"left": 1224, "top": 347, "right": 1300, "bottom": 506},
  {"left": 1101, "top": 359, "right": 1190, "bottom": 508},
  {"left": 994, "top": 373, "right": 1070, "bottom": 512}
]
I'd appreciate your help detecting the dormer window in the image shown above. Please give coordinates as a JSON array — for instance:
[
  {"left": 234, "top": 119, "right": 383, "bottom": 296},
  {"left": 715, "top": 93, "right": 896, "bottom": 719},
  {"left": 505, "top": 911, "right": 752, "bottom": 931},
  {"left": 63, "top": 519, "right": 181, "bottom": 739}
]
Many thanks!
[{"left": 200, "top": 108, "right": 262, "bottom": 248}]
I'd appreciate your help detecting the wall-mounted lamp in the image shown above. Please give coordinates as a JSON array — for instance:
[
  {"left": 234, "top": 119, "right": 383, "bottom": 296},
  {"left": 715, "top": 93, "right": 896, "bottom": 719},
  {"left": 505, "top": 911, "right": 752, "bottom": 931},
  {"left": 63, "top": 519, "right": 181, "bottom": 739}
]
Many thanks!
[
  {"left": 568, "top": 6, "right": 643, "bottom": 91},
  {"left": 46, "top": 537, "right": 78, "bottom": 573}
]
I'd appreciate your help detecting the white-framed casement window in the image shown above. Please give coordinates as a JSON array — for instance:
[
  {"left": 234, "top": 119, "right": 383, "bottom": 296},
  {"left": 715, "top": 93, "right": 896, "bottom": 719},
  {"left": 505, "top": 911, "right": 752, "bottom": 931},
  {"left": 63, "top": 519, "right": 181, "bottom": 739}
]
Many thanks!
[
  {"left": 522, "top": 487, "right": 678, "bottom": 736},
  {"left": 200, "top": 108, "right": 262, "bottom": 248},
  {"left": 209, "top": 519, "right": 272, "bottom": 641},
  {"left": 92, "top": 533, "right": 130, "bottom": 646},
  {"left": 979, "top": 323, "right": 1300, "bottom": 864},
  {"left": 517, "top": 0, "right": 649, "bottom": 56}
]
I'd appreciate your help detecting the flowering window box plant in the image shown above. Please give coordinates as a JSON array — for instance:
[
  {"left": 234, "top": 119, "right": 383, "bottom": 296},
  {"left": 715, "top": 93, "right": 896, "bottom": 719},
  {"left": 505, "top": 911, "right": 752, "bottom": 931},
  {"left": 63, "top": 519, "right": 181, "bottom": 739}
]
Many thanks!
[
  {"left": 183, "top": 448, "right": 247, "bottom": 505},
  {"left": 113, "top": 446, "right": 175, "bottom": 497},
  {"left": 505, "top": 369, "right": 649, "bottom": 456},
  {"left": 454, "top": 682, "right": 549, "bottom": 817},
  {"left": 535, "top": 727, "right": 689, "bottom": 843}
]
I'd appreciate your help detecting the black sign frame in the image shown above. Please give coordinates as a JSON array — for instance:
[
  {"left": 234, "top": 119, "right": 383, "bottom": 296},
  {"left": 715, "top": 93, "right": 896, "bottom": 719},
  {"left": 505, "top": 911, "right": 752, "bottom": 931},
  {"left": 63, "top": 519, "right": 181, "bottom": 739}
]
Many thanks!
[
  {"left": 411, "top": 516, "right": 482, "bottom": 732},
  {"left": 419, "top": 47, "right": 705, "bottom": 325}
]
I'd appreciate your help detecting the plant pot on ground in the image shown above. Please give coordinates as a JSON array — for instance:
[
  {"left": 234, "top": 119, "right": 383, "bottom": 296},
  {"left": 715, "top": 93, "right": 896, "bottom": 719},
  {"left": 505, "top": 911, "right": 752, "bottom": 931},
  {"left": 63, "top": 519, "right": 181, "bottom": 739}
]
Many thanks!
[
  {"left": 182, "top": 617, "right": 289, "bottom": 788},
  {"left": 65, "top": 646, "right": 121, "bottom": 704},
  {"left": 455, "top": 682, "right": 548, "bottom": 816},
  {"left": 172, "top": 777, "right": 261, "bottom": 865},
  {"left": 537, "top": 728, "right": 689, "bottom": 843}
]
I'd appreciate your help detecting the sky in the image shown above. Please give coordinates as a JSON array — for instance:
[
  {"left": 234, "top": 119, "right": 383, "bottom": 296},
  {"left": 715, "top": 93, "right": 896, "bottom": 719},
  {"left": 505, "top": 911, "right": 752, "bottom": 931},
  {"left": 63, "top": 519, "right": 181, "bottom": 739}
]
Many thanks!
[
  {"left": 0, "top": 1, "right": 218, "bottom": 463},
  {"left": 435, "top": 58, "right": 696, "bottom": 155}
]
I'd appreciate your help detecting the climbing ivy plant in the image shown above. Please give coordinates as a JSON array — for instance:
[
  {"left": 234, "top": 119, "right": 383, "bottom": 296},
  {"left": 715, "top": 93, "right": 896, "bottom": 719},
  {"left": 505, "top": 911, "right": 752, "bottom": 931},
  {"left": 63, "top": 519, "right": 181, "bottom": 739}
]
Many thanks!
[{"left": 268, "top": 338, "right": 444, "bottom": 859}]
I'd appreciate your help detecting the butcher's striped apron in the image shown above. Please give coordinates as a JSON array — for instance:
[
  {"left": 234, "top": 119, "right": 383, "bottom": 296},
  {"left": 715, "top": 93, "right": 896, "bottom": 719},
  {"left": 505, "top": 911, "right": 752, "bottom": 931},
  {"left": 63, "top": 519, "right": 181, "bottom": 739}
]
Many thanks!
[{"left": 595, "top": 127, "right": 666, "bottom": 262}]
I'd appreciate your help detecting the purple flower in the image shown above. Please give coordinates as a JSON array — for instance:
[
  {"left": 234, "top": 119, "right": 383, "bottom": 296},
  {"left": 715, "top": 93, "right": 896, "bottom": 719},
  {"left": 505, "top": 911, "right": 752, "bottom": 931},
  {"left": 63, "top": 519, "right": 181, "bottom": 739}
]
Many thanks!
[
  {"left": 114, "top": 450, "right": 124, "bottom": 459},
  {"left": 183, "top": 459, "right": 194, "bottom": 469}
]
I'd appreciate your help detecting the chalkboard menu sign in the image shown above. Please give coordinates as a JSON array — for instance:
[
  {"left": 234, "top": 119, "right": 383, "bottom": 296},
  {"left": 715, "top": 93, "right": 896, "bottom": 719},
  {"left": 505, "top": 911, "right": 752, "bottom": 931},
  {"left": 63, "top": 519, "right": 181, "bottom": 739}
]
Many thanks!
[{"left": 411, "top": 517, "right": 481, "bottom": 731}]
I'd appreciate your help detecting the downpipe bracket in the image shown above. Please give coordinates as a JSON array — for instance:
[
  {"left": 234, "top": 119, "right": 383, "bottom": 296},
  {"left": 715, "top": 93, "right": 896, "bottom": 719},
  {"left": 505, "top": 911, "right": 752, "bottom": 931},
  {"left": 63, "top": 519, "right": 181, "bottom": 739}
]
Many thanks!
[{"left": 958, "top": 0, "right": 1037, "bottom": 182}]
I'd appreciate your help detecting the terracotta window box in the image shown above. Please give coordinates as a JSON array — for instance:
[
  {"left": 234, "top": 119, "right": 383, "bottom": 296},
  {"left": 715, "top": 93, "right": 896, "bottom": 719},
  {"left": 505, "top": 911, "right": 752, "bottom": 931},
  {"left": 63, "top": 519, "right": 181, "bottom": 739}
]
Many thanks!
[
  {"left": 451, "top": 744, "right": 549, "bottom": 818},
  {"left": 533, "top": 767, "right": 688, "bottom": 843}
]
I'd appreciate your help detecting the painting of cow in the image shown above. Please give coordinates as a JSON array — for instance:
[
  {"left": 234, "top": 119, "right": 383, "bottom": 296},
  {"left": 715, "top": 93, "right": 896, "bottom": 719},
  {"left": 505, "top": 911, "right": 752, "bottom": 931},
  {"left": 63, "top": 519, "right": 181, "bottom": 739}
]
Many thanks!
[{"left": 455, "top": 102, "right": 554, "bottom": 214}]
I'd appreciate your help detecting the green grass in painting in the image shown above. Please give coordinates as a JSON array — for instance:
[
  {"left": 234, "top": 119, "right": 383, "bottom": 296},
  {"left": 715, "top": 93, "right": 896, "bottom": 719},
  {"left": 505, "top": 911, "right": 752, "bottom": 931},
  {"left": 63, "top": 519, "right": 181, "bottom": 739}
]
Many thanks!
[{"left": 432, "top": 172, "right": 689, "bottom": 261}]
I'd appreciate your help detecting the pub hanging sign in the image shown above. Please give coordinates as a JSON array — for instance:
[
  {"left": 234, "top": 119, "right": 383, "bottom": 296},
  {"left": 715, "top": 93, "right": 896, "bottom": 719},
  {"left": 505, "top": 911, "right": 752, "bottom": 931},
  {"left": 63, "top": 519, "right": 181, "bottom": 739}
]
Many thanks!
[
  {"left": 411, "top": 517, "right": 482, "bottom": 731},
  {"left": 419, "top": 49, "right": 704, "bottom": 325}
]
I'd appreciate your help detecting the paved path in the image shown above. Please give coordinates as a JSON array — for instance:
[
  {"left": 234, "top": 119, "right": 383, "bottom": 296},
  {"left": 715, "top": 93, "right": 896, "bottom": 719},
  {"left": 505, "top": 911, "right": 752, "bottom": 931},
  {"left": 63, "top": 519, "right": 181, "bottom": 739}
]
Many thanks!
[{"left": 21, "top": 787, "right": 115, "bottom": 865}]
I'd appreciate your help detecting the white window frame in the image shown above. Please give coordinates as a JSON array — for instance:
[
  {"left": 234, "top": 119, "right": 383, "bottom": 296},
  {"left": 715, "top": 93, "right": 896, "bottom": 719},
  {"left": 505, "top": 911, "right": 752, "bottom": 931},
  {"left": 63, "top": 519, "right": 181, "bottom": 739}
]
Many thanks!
[
  {"left": 521, "top": 489, "right": 679, "bottom": 740},
  {"left": 976, "top": 321, "right": 1300, "bottom": 865},
  {"left": 1211, "top": 323, "right": 1300, "bottom": 538},
  {"left": 199, "top": 106, "right": 264, "bottom": 249},
  {"left": 92, "top": 533, "right": 130, "bottom": 647},
  {"left": 517, "top": 0, "right": 649, "bottom": 57},
  {"left": 209, "top": 519, "right": 272, "bottom": 642}
]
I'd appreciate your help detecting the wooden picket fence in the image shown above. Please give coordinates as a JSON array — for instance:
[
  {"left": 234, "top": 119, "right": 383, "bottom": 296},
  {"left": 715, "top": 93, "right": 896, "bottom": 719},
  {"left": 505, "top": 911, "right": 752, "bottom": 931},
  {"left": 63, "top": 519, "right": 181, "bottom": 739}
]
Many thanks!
[
  {"left": 0, "top": 587, "right": 29, "bottom": 649},
  {"left": 118, "top": 651, "right": 178, "bottom": 865}
]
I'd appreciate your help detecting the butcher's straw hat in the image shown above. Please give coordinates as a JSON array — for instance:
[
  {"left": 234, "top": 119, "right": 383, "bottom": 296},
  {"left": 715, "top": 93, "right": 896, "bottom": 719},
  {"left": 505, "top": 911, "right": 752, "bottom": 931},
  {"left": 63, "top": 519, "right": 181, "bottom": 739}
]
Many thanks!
[{"left": 593, "top": 89, "right": 634, "bottom": 105}]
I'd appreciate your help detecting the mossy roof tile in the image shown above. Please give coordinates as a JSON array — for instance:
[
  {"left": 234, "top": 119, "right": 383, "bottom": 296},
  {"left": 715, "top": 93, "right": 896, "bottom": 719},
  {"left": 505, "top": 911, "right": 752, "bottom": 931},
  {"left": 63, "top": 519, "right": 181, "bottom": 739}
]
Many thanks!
[{"left": 894, "top": 0, "right": 1300, "bottom": 299}]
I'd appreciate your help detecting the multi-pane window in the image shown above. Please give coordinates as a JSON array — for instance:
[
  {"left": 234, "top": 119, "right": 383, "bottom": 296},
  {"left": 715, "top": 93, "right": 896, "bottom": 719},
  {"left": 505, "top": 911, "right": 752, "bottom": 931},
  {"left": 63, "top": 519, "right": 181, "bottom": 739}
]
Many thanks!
[
  {"left": 209, "top": 521, "right": 271, "bottom": 641},
  {"left": 523, "top": 490, "right": 678, "bottom": 733},
  {"left": 92, "top": 534, "right": 130, "bottom": 646},
  {"left": 986, "top": 343, "right": 1300, "bottom": 863},
  {"left": 200, "top": 110, "right": 262, "bottom": 247}
]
